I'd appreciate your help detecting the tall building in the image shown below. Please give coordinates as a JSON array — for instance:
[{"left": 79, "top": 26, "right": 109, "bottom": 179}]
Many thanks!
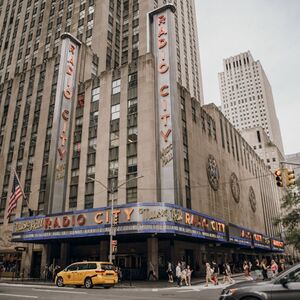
[
  {"left": 0, "top": 1, "right": 284, "bottom": 279},
  {"left": 218, "top": 51, "right": 284, "bottom": 155},
  {"left": 241, "top": 127, "right": 284, "bottom": 173}
]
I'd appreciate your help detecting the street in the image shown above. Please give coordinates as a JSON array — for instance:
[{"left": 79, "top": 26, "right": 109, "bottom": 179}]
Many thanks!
[{"left": 0, "top": 281, "right": 232, "bottom": 300}]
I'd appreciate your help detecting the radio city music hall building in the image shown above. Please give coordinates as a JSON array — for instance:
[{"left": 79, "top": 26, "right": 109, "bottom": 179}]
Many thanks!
[{"left": 0, "top": 1, "right": 284, "bottom": 278}]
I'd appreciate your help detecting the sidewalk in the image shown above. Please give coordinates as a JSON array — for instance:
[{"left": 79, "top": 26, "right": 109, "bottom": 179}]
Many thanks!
[{"left": 0, "top": 273, "right": 244, "bottom": 289}]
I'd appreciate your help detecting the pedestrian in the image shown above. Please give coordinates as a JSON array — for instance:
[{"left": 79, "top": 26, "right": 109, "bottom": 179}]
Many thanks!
[
  {"left": 48, "top": 263, "right": 54, "bottom": 281},
  {"left": 176, "top": 262, "right": 182, "bottom": 287},
  {"left": 243, "top": 261, "right": 253, "bottom": 280},
  {"left": 181, "top": 258, "right": 186, "bottom": 271},
  {"left": 166, "top": 261, "right": 173, "bottom": 283},
  {"left": 279, "top": 258, "right": 285, "bottom": 272},
  {"left": 42, "top": 264, "right": 48, "bottom": 281},
  {"left": 148, "top": 261, "right": 157, "bottom": 280},
  {"left": 222, "top": 262, "right": 234, "bottom": 284},
  {"left": 211, "top": 261, "right": 219, "bottom": 285},
  {"left": 186, "top": 265, "right": 193, "bottom": 286},
  {"left": 261, "top": 259, "right": 268, "bottom": 280},
  {"left": 252, "top": 259, "right": 262, "bottom": 280},
  {"left": 204, "top": 262, "right": 214, "bottom": 287},
  {"left": 181, "top": 267, "right": 188, "bottom": 286},
  {"left": 270, "top": 259, "right": 278, "bottom": 278},
  {"left": 53, "top": 264, "right": 61, "bottom": 282},
  {"left": 116, "top": 266, "right": 122, "bottom": 283}
]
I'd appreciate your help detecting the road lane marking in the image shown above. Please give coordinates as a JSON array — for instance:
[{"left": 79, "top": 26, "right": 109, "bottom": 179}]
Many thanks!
[
  {"left": 0, "top": 283, "right": 75, "bottom": 289},
  {"left": 0, "top": 294, "right": 38, "bottom": 298},
  {"left": 33, "top": 288, "right": 87, "bottom": 294}
]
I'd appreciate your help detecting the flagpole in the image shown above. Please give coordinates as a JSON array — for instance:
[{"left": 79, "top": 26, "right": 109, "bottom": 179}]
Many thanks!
[{"left": 12, "top": 168, "right": 32, "bottom": 213}]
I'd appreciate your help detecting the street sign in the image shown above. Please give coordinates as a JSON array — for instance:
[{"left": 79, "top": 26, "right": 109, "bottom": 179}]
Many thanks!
[{"left": 15, "top": 246, "right": 27, "bottom": 252}]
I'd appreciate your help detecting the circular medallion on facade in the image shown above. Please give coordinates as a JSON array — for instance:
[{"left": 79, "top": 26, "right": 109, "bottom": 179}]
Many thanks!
[
  {"left": 206, "top": 155, "right": 219, "bottom": 191},
  {"left": 249, "top": 186, "right": 256, "bottom": 212},
  {"left": 230, "top": 172, "right": 240, "bottom": 203}
]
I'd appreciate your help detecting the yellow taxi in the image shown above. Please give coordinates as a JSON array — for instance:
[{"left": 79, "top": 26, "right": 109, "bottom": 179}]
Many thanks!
[{"left": 55, "top": 261, "right": 118, "bottom": 289}]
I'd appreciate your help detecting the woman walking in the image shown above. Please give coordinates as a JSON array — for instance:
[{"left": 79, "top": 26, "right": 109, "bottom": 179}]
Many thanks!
[
  {"left": 271, "top": 259, "right": 278, "bottom": 278},
  {"left": 243, "top": 261, "right": 253, "bottom": 280},
  {"left": 222, "top": 262, "right": 234, "bottom": 284},
  {"left": 205, "top": 262, "right": 214, "bottom": 287},
  {"left": 186, "top": 265, "right": 193, "bottom": 286}
]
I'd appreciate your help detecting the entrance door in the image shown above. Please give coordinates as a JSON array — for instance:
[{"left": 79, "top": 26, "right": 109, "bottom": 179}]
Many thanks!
[
  {"left": 31, "top": 251, "right": 42, "bottom": 278},
  {"left": 185, "top": 250, "right": 194, "bottom": 269}
]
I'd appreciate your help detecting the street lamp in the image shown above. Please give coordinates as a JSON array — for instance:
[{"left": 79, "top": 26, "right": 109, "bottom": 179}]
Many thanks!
[{"left": 88, "top": 175, "right": 143, "bottom": 263}]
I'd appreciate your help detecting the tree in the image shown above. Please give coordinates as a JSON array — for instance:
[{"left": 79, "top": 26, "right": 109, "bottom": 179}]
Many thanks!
[{"left": 275, "top": 178, "right": 300, "bottom": 251}]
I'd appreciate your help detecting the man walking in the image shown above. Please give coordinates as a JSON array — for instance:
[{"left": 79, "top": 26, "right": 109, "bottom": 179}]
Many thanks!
[{"left": 176, "top": 262, "right": 182, "bottom": 287}]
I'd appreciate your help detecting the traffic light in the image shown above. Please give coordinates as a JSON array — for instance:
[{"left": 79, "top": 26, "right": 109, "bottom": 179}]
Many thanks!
[
  {"left": 113, "top": 214, "right": 119, "bottom": 225},
  {"left": 286, "top": 169, "right": 295, "bottom": 187},
  {"left": 274, "top": 169, "right": 283, "bottom": 187}
]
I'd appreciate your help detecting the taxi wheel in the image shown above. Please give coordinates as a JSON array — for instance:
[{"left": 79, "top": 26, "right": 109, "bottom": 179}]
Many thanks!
[
  {"left": 84, "top": 277, "right": 93, "bottom": 289},
  {"left": 56, "top": 277, "right": 64, "bottom": 287}
]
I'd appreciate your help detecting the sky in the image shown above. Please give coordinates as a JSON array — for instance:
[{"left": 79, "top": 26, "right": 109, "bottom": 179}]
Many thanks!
[{"left": 195, "top": 0, "right": 300, "bottom": 155}]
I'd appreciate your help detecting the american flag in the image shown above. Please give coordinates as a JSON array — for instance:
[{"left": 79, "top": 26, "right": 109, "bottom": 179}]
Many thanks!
[{"left": 6, "top": 175, "right": 23, "bottom": 218}]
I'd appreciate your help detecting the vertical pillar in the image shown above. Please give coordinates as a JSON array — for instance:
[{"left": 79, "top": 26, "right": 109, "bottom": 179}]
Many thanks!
[
  {"left": 170, "top": 240, "right": 175, "bottom": 264},
  {"left": 20, "top": 244, "right": 33, "bottom": 278},
  {"left": 40, "top": 244, "right": 49, "bottom": 280},
  {"left": 60, "top": 243, "right": 70, "bottom": 268},
  {"left": 99, "top": 240, "right": 109, "bottom": 261},
  {"left": 147, "top": 237, "right": 158, "bottom": 279}
]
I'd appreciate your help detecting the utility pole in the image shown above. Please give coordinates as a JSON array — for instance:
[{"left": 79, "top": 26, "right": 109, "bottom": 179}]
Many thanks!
[{"left": 88, "top": 175, "right": 143, "bottom": 263}]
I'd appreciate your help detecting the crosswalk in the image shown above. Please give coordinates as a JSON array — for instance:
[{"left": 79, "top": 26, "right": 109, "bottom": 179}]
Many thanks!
[{"left": 152, "top": 278, "right": 243, "bottom": 293}]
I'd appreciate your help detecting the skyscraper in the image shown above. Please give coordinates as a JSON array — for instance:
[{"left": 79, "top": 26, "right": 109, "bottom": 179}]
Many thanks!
[
  {"left": 0, "top": 1, "right": 284, "bottom": 279},
  {"left": 218, "top": 51, "right": 284, "bottom": 155}
]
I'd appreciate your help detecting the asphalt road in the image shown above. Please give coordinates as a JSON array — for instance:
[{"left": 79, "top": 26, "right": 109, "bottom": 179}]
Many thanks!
[{"left": 0, "top": 282, "right": 228, "bottom": 300}]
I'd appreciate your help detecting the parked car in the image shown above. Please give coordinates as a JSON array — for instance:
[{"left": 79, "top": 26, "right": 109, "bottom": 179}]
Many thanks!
[
  {"left": 55, "top": 261, "right": 118, "bottom": 289},
  {"left": 219, "top": 263, "right": 300, "bottom": 300}
]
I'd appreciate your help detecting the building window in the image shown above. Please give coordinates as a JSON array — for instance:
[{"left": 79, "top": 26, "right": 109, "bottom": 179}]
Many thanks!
[
  {"left": 128, "top": 156, "right": 137, "bottom": 174},
  {"left": 110, "top": 131, "right": 119, "bottom": 147},
  {"left": 112, "top": 79, "right": 121, "bottom": 94},
  {"left": 128, "top": 126, "right": 137, "bottom": 143},
  {"left": 92, "top": 87, "right": 100, "bottom": 102},
  {"left": 111, "top": 104, "right": 120, "bottom": 120},
  {"left": 109, "top": 160, "right": 119, "bottom": 177},
  {"left": 127, "top": 187, "right": 137, "bottom": 203}
]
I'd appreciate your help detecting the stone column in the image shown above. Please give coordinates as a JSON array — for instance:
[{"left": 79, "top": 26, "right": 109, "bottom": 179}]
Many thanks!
[
  {"left": 99, "top": 240, "right": 109, "bottom": 261},
  {"left": 40, "top": 244, "right": 49, "bottom": 280},
  {"left": 60, "top": 243, "right": 70, "bottom": 268},
  {"left": 20, "top": 244, "right": 33, "bottom": 278},
  {"left": 147, "top": 237, "right": 158, "bottom": 279}
]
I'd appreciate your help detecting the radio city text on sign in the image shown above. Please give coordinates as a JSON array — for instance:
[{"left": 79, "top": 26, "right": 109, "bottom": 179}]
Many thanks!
[
  {"left": 157, "top": 14, "right": 172, "bottom": 147},
  {"left": 15, "top": 206, "right": 226, "bottom": 234},
  {"left": 57, "top": 42, "right": 77, "bottom": 161}
]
